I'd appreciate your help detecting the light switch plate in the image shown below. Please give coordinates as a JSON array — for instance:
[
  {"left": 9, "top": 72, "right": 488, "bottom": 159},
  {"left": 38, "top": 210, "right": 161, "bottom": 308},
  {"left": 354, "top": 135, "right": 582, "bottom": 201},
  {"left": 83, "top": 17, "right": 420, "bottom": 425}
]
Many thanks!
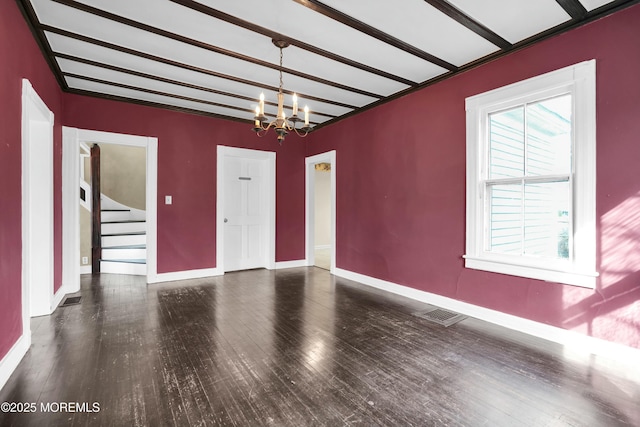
[{"left": 165, "top": 195, "right": 172, "bottom": 205}]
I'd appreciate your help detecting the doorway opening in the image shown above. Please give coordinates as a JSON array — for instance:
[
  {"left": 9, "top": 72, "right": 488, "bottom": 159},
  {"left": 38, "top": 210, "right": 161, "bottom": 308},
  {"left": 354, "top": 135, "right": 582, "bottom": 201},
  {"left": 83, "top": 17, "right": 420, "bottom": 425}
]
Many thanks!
[
  {"left": 62, "top": 128, "right": 158, "bottom": 289},
  {"left": 305, "top": 151, "right": 336, "bottom": 274}
]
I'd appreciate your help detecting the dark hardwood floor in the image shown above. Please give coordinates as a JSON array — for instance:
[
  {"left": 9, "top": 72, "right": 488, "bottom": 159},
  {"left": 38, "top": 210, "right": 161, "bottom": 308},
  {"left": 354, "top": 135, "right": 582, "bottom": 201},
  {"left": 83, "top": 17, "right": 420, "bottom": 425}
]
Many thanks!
[{"left": 1, "top": 268, "right": 638, "bottom": 426}]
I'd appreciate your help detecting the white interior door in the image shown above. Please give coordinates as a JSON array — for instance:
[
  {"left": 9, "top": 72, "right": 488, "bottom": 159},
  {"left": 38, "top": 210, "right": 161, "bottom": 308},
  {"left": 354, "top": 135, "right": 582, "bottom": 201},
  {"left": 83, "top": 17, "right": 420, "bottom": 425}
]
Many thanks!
[{"left": 221, "top": 149, "right": 274, "bottom": 272}]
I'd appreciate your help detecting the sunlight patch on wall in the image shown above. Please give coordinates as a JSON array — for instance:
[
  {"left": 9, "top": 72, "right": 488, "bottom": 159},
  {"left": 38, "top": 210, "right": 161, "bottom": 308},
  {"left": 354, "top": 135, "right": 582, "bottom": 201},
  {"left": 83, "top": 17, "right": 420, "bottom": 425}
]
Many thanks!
[
  {"left": 601, "top": 191, "right": 640, "bottom": 286},
  {"left": 592, "top": 299, "right": 640, "bottom": 347}
]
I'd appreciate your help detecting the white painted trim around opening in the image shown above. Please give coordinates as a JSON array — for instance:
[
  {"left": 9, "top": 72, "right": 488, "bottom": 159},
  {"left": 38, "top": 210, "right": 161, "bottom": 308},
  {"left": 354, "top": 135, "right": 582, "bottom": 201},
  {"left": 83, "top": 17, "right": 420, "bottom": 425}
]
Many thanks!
[
  {"left": 305, "top": 151, "right": 336, "bottom": 274},
  {"left": 216, "top": 146, "right": 276, "bottom": 273},
  {"left": 464, "top": 60, "right": 597, "bottom": 288},
  {"left": 333, "top": 267, "right": 640, "bottom": 374},
  {"left": 21, "top": 79, "right": 55, "bottom": 321},
  {"left": 62, "top": 127, "right": 158, "bottom": 286},
  {"left": 14, "top": 79, "right": 55, "bottom": 395}
]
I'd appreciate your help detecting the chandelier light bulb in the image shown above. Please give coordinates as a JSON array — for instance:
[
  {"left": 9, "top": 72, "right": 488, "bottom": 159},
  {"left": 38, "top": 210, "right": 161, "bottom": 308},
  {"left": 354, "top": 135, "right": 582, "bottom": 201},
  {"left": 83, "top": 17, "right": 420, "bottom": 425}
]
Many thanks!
[
  {"left": 292, "top": 93, "right": 298, "bottom": 117},
  {"left": 259, "top": 92, "right": 265, "bottom": 116}
]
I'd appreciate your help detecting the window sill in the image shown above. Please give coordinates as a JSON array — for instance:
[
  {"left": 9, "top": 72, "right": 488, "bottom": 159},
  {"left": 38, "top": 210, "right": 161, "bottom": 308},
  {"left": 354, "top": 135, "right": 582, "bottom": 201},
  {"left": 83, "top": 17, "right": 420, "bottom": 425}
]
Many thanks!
[{"left": 463, "top": 255, "right": 597, "bottom": 288}]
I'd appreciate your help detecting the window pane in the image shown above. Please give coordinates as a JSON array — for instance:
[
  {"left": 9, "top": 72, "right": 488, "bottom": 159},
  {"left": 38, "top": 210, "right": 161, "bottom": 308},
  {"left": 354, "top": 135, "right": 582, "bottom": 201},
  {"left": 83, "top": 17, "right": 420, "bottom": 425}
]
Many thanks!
[
  {"left": 524, "top": 181, "right": 570, "bottom": 259},
  {"left": 489, "top": 107, "right": 524, "bottom": 179},
  {"left": 526, "top": 94, "right": 572, "bottom": 176},
  {"left": 489, "top": 184, "right": 522, "bottom": 255}
]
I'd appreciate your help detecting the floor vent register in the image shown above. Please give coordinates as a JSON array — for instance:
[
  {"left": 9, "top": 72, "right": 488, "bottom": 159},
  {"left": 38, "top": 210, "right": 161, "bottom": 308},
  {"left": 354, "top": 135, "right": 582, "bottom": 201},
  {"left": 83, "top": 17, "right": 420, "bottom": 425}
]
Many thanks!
[
  {"left": 413, "top": 308, "right": 467, "bottom": 327},
  {"left": 61, "top": 296, "right": 82, "bottom": 307}
]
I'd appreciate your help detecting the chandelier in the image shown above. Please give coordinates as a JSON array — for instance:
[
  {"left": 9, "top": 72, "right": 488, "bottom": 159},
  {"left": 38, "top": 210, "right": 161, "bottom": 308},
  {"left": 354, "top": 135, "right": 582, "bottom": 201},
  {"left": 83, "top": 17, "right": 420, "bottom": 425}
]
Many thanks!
[{"left": 252, "top": 39, "right": 311, "bottom": 144}]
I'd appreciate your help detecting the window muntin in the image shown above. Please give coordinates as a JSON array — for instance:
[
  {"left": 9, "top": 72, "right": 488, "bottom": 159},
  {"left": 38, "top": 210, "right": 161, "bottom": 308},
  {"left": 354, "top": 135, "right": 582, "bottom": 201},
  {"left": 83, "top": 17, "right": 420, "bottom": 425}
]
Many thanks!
[{"left": 485, "top": 94, "right": 572, "bottom": 261}]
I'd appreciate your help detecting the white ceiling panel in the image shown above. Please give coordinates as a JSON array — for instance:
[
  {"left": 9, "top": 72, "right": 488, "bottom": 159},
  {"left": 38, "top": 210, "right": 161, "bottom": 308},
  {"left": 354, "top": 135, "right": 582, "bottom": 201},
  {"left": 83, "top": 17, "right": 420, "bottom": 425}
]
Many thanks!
[
  {"left": 447, "top": 0, "right": 571, "bottom": 43},
  {"left": 195, "top": 0, "right": 449, "bottom": 82},
  {"left": 65, "top": 76, "right": 260, "bottom": 119},
  {"left": 580, "top": 0, "right": 617, "bottom": 11},
  {"left": 45, "top": 25, "right": 373, "bottom": 109},
  {"left": 66, "top": 76, "right": 332, "bottom": 125},
  {"left": 22, "top": 0, "right": 633, "bottom": 128},
  {"left": 57, "top": 58, "right": 254, "bottom": 113},
  {"left": 68, "top": 0, "right": 413, "bottom": 95},
  {"left": 264, "top": 45, "right": 411, "bottom": 97},
  {"left": 320, "top": 0, "right": 500, "bottom": 66}
]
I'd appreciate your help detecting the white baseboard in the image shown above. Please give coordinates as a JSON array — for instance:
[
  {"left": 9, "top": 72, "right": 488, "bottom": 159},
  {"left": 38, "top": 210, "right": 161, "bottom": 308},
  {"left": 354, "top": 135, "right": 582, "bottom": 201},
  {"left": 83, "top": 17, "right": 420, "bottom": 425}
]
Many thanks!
[
  {"left": 0, "top": 334, "right": 30, "bottom": 392},
  {"left": 79, "top": 265, "right": 91, "bottom": 275},
  {"left": 314, "top": 245, "right": 331, "bottom": 250},
  {"left": 333, "top": 267, "right": 640, "bottom": 369},
  {"left": 275, "top": 259, "right": 307, "bottom": 269},
  {"left": 148, "top": 267, "right": 222, "bottom": 284}
]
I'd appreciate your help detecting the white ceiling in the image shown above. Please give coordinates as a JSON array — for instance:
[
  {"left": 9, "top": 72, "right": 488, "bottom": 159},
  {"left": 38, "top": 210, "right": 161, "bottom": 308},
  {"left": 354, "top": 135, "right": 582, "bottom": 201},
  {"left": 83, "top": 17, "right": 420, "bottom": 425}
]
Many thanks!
[{"left": 21, "top": 0, "right": 635, "bottom": 129}]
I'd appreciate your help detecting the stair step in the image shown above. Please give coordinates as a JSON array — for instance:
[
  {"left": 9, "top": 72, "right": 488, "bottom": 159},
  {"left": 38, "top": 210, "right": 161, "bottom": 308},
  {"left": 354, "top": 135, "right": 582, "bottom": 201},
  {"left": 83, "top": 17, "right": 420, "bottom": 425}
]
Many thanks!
[
  {"left": 101, "top": 231, "right": 146, "bottom": 236},
  {"left": 101, "top": 259, "right": 146, "bottom": 264},
  {"left": 102, "top": 221, "right": 146, "bottom": 234},
  {"left": 102, "top": 247, "right": 147, "bottom": 260},
  {"left": 102, "top": 244, "right": 146, "bottom": 250},
  {"left": 102, "top": 233, "right": 146, "bottom": 247},
  {"left": 101, "top": 210, "right": 146, "bottom": 222},
  {"left": 100, "top": 259, "right": 146, "bottom": 275}
]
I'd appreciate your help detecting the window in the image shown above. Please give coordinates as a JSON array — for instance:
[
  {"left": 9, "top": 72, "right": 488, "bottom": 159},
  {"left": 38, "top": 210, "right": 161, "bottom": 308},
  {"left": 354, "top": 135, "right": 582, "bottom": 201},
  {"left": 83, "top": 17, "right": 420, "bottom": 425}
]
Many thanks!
[{"left": 464, "top": 61, "right": 597, "bottom": 288}]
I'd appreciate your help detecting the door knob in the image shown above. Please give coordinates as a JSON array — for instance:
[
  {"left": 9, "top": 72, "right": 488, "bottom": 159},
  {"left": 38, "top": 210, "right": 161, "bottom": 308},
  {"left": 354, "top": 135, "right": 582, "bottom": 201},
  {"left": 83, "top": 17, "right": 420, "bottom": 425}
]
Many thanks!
[{"left": 224, "top": 218, "right": 228, "bottom": 223}]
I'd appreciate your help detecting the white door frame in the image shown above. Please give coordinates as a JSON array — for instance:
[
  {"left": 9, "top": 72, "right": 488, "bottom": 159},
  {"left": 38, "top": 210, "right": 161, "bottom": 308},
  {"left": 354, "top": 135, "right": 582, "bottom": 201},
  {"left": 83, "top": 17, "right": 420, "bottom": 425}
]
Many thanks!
[
  {"left": 21, "top": 79, "right": 56, "bottom": 325},
  {"left": 217, "top": 146, "right": 276, "bottom": 272},
  {"left": 305, "top": 150, "right": 336, "bottom": 274},
  {"left": 62, "top": 128, "right": 158, "bottom": 288}
]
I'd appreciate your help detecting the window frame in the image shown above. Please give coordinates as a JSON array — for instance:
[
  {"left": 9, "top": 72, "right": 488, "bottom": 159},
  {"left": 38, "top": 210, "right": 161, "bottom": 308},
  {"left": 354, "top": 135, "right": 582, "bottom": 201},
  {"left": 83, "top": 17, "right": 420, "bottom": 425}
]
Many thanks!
[{"left": 464, "top": 60, "right": 597, "bottom": 288}]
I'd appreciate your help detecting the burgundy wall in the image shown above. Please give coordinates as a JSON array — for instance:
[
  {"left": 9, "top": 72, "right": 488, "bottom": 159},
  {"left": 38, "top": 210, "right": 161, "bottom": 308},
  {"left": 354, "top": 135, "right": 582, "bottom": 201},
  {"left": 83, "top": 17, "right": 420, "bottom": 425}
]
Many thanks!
[
  {"left": 307, "top": 5, "right": 640, "bottom": 349},
  {"left": 0, "top": 1, "right": 64, "bottom": 359},
  {"left": 3, "top": 0, "right": 638, "bottom": 370},
  {"left": 63, "top": 95, "right": 306, "bottom": 272}
]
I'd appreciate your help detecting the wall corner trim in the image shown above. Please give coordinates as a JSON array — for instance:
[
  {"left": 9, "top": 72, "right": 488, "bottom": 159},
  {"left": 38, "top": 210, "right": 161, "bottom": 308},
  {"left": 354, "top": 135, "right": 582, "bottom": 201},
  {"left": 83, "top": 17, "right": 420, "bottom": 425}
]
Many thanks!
[
  {"left": 0, "top": 334, "right": 30, "bottom": 392},
  {"left": 333, "top": 267, "right": 640, "bottom": 370},
  {"left": 52, "top": 284, "right": 67, "bottom": 312}
]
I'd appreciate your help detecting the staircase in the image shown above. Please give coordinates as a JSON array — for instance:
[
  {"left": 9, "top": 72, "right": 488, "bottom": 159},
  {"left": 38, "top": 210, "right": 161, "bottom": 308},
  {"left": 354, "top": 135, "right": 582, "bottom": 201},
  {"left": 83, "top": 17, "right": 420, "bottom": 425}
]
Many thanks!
[{"left": 99, "top": 196, "right": 147, "bottom": 275}]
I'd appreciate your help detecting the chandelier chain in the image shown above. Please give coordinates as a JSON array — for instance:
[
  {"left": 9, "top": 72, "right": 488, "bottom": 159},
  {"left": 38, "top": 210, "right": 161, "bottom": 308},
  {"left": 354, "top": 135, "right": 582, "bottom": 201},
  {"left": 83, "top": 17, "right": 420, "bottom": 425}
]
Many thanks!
[{"left": 279, "top": 47, "right": 284, "bottom": 93}]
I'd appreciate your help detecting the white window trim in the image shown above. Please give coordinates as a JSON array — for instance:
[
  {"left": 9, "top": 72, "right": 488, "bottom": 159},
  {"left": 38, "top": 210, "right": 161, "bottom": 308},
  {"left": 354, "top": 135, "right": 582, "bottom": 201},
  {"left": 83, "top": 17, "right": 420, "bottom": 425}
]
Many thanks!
[{"left": 464, "top": 60, "right": 597, "bottom": 288}]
